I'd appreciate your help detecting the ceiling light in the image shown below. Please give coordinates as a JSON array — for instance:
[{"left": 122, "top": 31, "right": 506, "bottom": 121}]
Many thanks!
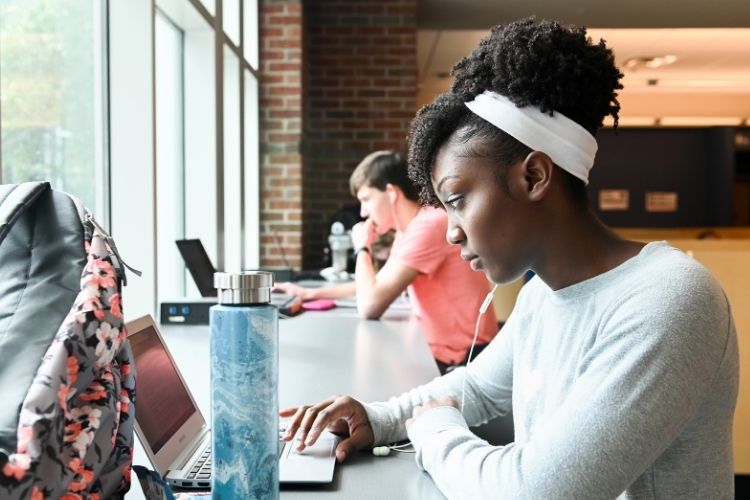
[
  {"left": 659, "top": 116, "right": 744, "bottom": 127},
  {"left": 603, "top": 116, "right": 657, "bottom": 127},
  {"left": 644, "top": 55, "right": 678, "bottom": 69},
  {"left": 623, "top": 55, "right": 678, "bottom": 71}
]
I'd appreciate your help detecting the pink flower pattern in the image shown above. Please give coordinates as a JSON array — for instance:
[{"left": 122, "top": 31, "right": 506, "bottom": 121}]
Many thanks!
[
  {"left": 2, "top": 454, "right": 30, "bottom": 481},
  {"left": 110, "top": 293, "right": 122, "bottom": 318}
]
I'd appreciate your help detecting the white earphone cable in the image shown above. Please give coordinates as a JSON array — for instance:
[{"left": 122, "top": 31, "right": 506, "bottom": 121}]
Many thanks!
[
  {"left": 375, "top": 284, "right": 498, "bottom": 457},
  {"left": 461, "top": 284, "right": 498, "bottom": 413}
]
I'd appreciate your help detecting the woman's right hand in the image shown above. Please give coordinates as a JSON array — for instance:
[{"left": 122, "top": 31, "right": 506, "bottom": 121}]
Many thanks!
[{"left": 280, "top": 395, "right": 374, "bottom": 463}]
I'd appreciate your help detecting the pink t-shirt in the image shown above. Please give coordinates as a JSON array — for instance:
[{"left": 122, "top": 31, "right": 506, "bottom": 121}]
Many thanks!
[{"left": 389, "top": 207, "right": 498, "bottom": 365}]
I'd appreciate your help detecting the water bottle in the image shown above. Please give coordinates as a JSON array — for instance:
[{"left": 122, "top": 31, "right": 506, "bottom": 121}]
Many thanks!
[
  {"left": 210, "top": 271, "right": 279, "bottom": 499},
  {"left": 328, "top": 221, "right": 352, "bottom": 274}
]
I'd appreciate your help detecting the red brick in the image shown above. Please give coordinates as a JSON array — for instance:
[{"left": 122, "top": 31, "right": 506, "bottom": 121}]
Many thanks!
[
  {"left": 270, "top": 39, "right": 301, "bottom": 49},
  {"left": 286, "top": 26, "right": 302, "bottom": 38},
  {"left": 268, "top": 86, "right": 301, "bottom": 97},
  {"left": 268, "top": 15, "right": 302, "bottom": 25},
  {"left": 269, "top": 109, "right": 301, "bottom": 119},
  {"left": 261, "top": 4, "right": 285, "bottom": 14},
  {"left": 261, "top": 27, "right": 284, "bottom": 37},
  {"left": 285, "top": 3, "right": 302, "bottom": 14},
  {"left": 261, "top": 50, "right": 284, "bottom": 61},
  {"left": 269, "top": 62, "right": 301, "bottom": 72}
]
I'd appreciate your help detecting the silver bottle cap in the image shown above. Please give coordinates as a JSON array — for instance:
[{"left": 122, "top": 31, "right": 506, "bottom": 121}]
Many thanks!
[{"left": 214, "top": 271, "right": 274, "bottom": 305}]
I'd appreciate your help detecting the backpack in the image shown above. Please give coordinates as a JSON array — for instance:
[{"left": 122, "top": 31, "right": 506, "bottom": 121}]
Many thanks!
[{"left": 0, "top": 181, "right": 138, "bottom": 499}]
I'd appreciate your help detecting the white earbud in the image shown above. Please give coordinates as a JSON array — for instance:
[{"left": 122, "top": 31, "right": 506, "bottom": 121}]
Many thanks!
[
  {"left": 372, "top": 446, "right": 391, "bottom": 456},
  {"left": 479, "top": 284, "right": 498, "bottom": 314}
]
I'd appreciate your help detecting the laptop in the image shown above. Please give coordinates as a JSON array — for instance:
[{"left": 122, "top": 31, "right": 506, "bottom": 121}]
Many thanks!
[
  {"left": 126, "top": 314, "right": 340, "bottom": 490},
  {"left": 175, "top": 238, "right": 302, "bottom": 316}
]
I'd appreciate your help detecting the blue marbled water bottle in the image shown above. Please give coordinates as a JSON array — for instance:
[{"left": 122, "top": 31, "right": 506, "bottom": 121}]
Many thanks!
[{"left": 210, "top": 271, "right": 279, "bottom": 499}]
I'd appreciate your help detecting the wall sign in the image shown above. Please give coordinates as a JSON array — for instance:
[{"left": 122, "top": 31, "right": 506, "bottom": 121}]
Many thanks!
[
  {"left": 645, "top": 191, "right": 678, "bottom": 212},
  {"left": 598, "top": 189, "right": 630, "bottom": 211}
]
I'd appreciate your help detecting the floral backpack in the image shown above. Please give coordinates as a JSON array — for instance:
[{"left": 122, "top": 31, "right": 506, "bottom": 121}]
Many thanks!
[{"left": 0, "top": 182, "right": 138, "bottom": 499}]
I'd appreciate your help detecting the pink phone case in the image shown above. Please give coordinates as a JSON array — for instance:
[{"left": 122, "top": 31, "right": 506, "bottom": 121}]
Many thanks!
[{"left": 301, "top": 299, "right": 336, "bottom": 311}]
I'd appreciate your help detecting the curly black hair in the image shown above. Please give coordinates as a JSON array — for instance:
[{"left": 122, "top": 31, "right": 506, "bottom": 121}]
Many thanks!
[{"left": 408, "top": 18, "right": 623, "bottom": 207}]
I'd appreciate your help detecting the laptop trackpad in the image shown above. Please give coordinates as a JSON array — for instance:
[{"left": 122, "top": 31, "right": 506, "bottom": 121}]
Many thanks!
[
  {"left": 288, "top": 437, "right": 335, "bottom": 459},
  {"left": 280, "top": 435, "right": 338, "bottom": 483}
]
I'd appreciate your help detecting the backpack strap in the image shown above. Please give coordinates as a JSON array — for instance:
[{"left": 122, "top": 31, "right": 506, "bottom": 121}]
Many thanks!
[{"left": 0, "top": 182, "right": 51, "bottom": 246}]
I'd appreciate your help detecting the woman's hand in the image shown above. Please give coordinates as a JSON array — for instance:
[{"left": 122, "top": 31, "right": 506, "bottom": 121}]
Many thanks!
[
  {"left": 405, "top": 395, "right": 460, "bottom": 432},
  {"left": 280, "top": 395, "right": 374, "bottom": 463}
]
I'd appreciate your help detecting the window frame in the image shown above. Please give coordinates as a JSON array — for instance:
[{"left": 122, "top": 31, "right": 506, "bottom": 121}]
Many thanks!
[{"left": 109, "top": 0, "right": 260, "bottom": 317}]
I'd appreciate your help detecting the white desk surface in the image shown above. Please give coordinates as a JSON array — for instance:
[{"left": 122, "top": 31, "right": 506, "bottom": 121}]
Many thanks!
[{"left": 128, "top": 307, "right": 446, "bottom": 499}]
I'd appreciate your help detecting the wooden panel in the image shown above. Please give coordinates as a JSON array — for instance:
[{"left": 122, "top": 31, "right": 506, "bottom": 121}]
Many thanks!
[
  {"left": 665, "top": 241, "right": 750, "bottom": 473},
  {"left": 491, "top": 277, "right": 524, "bottom": 323},
  {"left": 615, "top": 226, "right": 750, "bottom": 241}
]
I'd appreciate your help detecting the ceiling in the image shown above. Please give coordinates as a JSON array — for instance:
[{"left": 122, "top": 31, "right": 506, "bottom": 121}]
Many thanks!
[
  {"left": 418, "top": 0, "right": 750, "bottom": 30},
  {"left": 416, "top": 1, "right": 750, "bottom": 124}
]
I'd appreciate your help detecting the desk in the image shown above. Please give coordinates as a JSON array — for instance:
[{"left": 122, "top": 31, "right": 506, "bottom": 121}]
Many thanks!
[{"left": 129, "top": 308, "right": 446, "bottom": 499}]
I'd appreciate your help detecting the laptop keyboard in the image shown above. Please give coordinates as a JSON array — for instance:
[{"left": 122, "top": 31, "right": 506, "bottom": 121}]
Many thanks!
[
  {"left": 187, "top": 443, "right": 212, "bottom": 480},
  {"left": 186, "top": 424, "right": 290, "bottom": 481}
]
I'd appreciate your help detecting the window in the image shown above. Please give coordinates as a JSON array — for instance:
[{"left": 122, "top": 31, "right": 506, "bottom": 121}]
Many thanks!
[
  {"left": 107, "top": 0, "right": 260, "bottom": 314},
  {"left": 0, "top": 0, "right": 108, "bottom": 220},
  {"left": 4, "top": 0, "right": 261, "bottom": 317},
  {"left": 155, "top": 10, "right": 186, "bottom": 298}
]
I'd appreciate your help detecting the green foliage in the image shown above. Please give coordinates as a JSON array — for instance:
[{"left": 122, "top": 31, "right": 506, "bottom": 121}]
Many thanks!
[{"left": 0, "top": 0, "right": 102, "bottom": 210}]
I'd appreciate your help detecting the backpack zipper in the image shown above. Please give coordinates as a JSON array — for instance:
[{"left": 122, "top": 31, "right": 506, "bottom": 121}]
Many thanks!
[{"left": 86, "top": 214, "right": 143, "bottom": 287}]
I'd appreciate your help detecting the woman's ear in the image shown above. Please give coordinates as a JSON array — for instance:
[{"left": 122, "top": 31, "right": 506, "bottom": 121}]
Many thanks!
[{"left": 520, "top": 151, "right": 554, "bottom": 202}]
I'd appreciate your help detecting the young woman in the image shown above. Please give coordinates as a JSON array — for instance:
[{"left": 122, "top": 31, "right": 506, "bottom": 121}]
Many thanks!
[{"left": 281, "top": 19, "right": 739, "bottom": 499}]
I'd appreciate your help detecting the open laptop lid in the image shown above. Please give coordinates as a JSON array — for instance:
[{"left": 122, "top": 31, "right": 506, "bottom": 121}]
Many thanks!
[
  {"left": 175, "top": 239, "right": 217, "bottom": 298},
  {"left": 126, "top": 315, "right": 207, "bottom": 475}
]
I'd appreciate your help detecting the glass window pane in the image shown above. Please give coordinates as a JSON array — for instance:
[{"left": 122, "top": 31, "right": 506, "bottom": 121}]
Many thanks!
[
  {"left": 223, "top": 0, "right": 240, "bottom": 47},
  {"left": 155, "top": 11, "right": 185, "bottom": 300},
  {"left": 223, "top": 46, "right": 241, "bottom": 271},
  {"left": 0, "top": 0, "right": 106, "bottom": 217},
  {"left": 243, "top": 0, "right": 258, "bottom": 69},
  {"left": 184, "top": 26, "right": 217, "bottom": 295},
  {"left": 243, "top": 70, "right": 259, "bottom": 268}
]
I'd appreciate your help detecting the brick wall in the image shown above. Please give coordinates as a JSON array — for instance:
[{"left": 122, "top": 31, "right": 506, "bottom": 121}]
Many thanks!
[
  {"left": 302, "top": 0, "right": 418, "bottom": 269},
  {"left": 259, "top": 0, "right": 418, "bottom": 270},
  {"left": 259, "top": 0, "right": 304, "bottom": 268}
]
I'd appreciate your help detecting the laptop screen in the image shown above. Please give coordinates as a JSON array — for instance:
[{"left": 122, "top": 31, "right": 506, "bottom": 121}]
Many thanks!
[
  {"left": 175, "top": 239, "right": 217, "bottom": 298},
  {"left": 129, "top": 323, "right": 197, "bottom": 453}
]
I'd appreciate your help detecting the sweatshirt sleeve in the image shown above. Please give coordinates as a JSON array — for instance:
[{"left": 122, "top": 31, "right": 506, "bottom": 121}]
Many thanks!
[
  {"left": 401, "top": 271, "right": 736, "bottom": 500},
  {"left": 363, "top": 310, "right": 516, "bottom": 446}
]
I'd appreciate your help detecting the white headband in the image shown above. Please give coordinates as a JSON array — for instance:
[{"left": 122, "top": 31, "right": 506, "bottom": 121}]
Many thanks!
[{"left": 464, "top": 91, "right": 597, "bottom": 184}]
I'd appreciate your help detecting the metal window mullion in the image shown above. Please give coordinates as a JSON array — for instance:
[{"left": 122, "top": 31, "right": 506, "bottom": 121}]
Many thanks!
[
  {"left": 238, "top": 0, "right": 245, "bottom": 270},
  {"left": 214, "top": 0, "right": 225, "bottom": 271},
  {"left": 150, "top": 0, "right": 159, "bottom": 314},
  {"left": 103, "top": 0, "right": 112, "bottom": 231},
  {"left": 219, "top": 26, "right": 258, "bottom": 77},
  {"left": 241, "top": 57, "right": 259, "bottom": 78},
  {"left": 178, "top": 13, "right": 187, "bottom": 294}
]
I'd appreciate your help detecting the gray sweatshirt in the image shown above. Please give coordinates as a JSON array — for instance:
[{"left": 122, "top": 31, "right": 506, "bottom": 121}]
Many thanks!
[{"left": 364, "top": 242, "right": 739, "bottom": 499}]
